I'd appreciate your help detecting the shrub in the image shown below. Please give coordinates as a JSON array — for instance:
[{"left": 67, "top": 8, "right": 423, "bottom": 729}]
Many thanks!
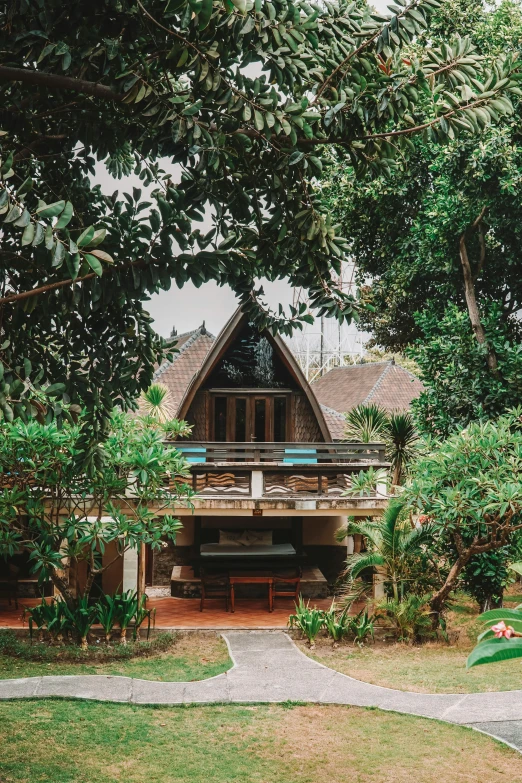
[
  {"left": 348, "top": 609, "right": 375, "bottom": 646},
  {"left": 0, "top": 629, "right": 175, "bottom": 663},
  {"left": 288, "top": 597, "right": 325, "bottom": 647},
  {"left": 376, "top": 594, "right": 434, "bottom": 643},
  {"left": 323, "top": 603, "right": 351, "bottom": 646}
]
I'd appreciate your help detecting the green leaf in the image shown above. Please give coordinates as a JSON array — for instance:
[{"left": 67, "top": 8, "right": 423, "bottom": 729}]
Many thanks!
[
  {"left": 17, "top": 177, "right": 34, "bottom": 196},
  {"left": 85, "top": 228, "right": 106, "bottom": 248},
  {"left": 66, "top": 252, "right": 80, "bottom": 280},
  {"left": 44, "top": 225, "right": 54, "bottom": 250},
  {"left": 182, "top": 100, "right": 203, "bottom": 116},
  {"left": 21, "top": 223, "right": 35, "bottom": 246},
  {"left": 54, "top": 201, "right": 74, "bottom": 230},
  {"left": 77, "top": 226, "right": 95, "bottom": 247},
  {"left": 467, "top": 638, "right": 522, "bottom": 669},
  {"left": 1, "top": 152, "right": 13, "bottom": 176},
  {"left": 89, "top": 249, "right": 114, "bottom": 264},
  {"left": 45, "top": 383, "right": 66, "bottom": 397},
  {"left": 36, "top": 200, "right": 66, "bottom": 219},
  {"left": 32, "top": 222, "right": 44, "bottom": 246},
  {"left": 288, "top": 151, "right": 305, "bottom": 166},
  {"left": 13, "top": 208, "right": 31, "bottom": 227},
  {"left": 4, "top": 205, "right": 21, "bottom": 223},
  {"left": 84, "top": 254, "right": 104, "bottom": 276},
  {"left": 198, "top": 0, "right": 213, "bottom": 29},
  {"left": 231, "top": 0, "right": 246, "bottom": 12}
]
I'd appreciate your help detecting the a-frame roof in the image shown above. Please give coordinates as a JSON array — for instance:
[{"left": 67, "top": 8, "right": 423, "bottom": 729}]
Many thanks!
[{"left": 177, "top": 307, "right": 332, "bottom": 442}]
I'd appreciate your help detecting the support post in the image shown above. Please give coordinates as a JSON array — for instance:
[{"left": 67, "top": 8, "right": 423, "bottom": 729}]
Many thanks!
[{"left": 137, "top": 542, "right": 146, "bottom": 604}]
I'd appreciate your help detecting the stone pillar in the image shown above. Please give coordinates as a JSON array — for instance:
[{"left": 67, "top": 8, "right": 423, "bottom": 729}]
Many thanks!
[{"left": 373, "top": 566, "right": 386, "bottom": 599}]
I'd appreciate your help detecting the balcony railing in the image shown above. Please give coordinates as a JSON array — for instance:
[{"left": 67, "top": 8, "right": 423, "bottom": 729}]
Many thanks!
[{"left": 173, "top": 442, "right": 388, "bottom": 499}]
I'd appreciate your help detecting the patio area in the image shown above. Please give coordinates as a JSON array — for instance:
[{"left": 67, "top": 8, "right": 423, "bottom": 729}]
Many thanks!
[{"left": 0, "top": 596, "right": 334, "bottom": 631}]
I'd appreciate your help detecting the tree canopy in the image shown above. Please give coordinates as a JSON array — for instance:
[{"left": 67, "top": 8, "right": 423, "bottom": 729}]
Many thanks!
[
  {"left": 1, "top": 0, "right": 520, "bottom": 456},
  {"left": 321, "top": 0, "right": 522, "bottom": 351}
]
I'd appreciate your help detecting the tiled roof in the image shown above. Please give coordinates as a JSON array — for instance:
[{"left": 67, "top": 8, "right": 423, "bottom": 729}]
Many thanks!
[
  {"left": 150, "top": 325, "right": 216, "bottom": 415},
  {"left": 312, "top": 361, "right": 423, "bottom": 415},
  {"left": 320, "top": 404, "right": 346, "bottom": 441}
]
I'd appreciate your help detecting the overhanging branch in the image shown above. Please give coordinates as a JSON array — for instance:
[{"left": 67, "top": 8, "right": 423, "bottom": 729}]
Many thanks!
[{"left": 0, "top": 66, "right": 123, "bottom": 102}]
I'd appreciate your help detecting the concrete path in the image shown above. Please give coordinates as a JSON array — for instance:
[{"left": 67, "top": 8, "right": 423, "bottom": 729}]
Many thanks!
[{"left": 1, "top": 631, "right": 522, "bottom": 752}]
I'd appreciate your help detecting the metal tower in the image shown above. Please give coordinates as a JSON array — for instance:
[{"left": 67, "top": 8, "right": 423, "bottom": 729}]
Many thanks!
[{"left": 287, "top": 262, "right": 366, "bottom": 382}]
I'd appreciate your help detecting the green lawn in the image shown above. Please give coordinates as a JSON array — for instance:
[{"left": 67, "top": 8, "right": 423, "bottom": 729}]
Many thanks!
[
  {"left": 0, "top": 634, "right": 231, "bottom": 681},
  {"left": 298, "top": 592, "right": 522, "bottom": 694},
  {"left": 0, "top": 701, "right": 517, "bottom": 783}
]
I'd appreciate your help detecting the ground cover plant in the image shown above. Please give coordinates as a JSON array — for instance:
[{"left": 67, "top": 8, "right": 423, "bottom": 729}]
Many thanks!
[
  {"left": 0, "top": 701, "right": 517, "bottom": 783},
  {"left": 298, "top": 593, "right": 522, "bottom": 693},
  {"left": 0, "top": 631, "right": 231, "bottom": 682}
]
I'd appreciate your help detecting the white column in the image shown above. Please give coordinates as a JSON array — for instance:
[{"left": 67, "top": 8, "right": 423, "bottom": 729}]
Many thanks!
[
  {"left": 122, "top": 547, "right": 138, "bottom": 592},
  {"left": 251, "top": 470, "right": 264, "bottom": 498}
]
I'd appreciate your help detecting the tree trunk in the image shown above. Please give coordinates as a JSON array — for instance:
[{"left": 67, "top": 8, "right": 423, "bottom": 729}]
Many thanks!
[
  {"left": 50, "top": 570, "right": 75, "bottom": 607},
  {"left": 459, "top": 224, "right": 498, "bottom": 372},
  {"left": 429, "top": 551, "right": 473, "bottom": 626}
]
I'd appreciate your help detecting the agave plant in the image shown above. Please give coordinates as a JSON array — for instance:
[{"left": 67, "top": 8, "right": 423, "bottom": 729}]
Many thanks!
[
  {"left": 348, "top": 609, "right": 375, "bottom": 646},
  {"left": 96, "top": 594, "right": 119, "bottom": 645},
  {"left": 63, "top": 596, "right": 98, "bottom": 650},
  {"left": 337, "top": 499, "right": 435, "bottom": 602},
  {"left": 133, "top": 594, "right": 156, "bottom": 642},
  {"left": 288, "top": 597, "right": 325, "bottom": 648},
  {"left": 323, "top": 602, "right": 351, "bottom": 646},
  {"left": 24, "top": 598, "right": 53, "bottom": 643},
  {"left": 140, "top": 383, "right": 174, "bottom": 423},
  {"left": 113, "top": 590, "right": 138, "bottom": 645}
]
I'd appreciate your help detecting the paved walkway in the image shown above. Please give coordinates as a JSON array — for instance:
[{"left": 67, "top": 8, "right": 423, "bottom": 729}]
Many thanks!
[{"left": 1, "top": 631, "right": 522, "bottom": 752}]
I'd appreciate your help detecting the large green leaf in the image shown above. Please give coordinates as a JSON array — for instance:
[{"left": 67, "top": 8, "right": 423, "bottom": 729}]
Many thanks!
[{"left": 467, "top": 638, "right": 522, "bottom": 669}]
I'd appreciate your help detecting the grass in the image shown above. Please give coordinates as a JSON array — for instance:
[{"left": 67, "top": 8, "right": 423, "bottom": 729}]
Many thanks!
[
  {"left": 0, "top": 700, "right": 517, "bottom": 782},
  {"left": 0, "top": 633, "right": 231, "bottom": 682},
  {"left": 297, "top": 592, "right": 522, "bottom": 694}
]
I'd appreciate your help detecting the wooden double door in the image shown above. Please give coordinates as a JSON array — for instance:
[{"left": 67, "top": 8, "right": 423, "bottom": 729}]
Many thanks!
[{"left": 211, "top": 392, "right": 293, "bottom": 442}]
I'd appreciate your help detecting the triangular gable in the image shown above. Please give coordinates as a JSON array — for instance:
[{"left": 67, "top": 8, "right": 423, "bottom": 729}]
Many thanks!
[{"left": 178, "top": 308, "right": 331, "bottom": 442}]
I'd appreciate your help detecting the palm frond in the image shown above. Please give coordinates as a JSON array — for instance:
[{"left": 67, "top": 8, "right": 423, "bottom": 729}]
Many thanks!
[
  {"left": 140, "top": 383, "right": 174, "bottom": 423},
  {"left": 344, "top": 403, "right": 389, "bottom": 443},
  {"left": 346, "top": 551, "right": 385, "bottom": 580},
  {"left": 386, "top": 412, "right": 419, "bottom": 485}
]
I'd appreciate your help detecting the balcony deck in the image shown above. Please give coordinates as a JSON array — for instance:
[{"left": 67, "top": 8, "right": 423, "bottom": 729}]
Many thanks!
[{"left": 173, "top": 441, "right": 389, "bottom": 507}]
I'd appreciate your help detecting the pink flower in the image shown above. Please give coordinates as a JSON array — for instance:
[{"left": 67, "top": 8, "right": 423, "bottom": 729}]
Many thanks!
[{"left": 491, "top": 621, "right": 515, "bottom": 639}]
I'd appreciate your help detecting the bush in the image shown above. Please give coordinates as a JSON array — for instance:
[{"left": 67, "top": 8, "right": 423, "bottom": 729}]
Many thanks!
[
  {"left": 376, "top": 594, "right": 435, "bottom": 643},
  {"left": 0, "top": 629, "right": 175, "bottom": 663}
]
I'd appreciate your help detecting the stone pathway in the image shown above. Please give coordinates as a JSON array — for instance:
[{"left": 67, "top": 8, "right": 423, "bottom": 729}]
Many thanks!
[{"left": 1, "top": 631, "right": 522, "bottom": 752}]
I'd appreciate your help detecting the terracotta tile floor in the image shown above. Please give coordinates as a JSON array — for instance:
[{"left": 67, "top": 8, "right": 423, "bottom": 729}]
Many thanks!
[{"left": 0, "top": 596, "right": 335, "bottom": 630}]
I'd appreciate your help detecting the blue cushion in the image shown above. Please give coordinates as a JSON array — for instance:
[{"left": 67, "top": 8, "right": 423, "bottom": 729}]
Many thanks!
[
  {"left": 283, "top": 448, "right": 317, "bottom": 465},
  {"left": 180, "top": 447, "right": 206, "bottom": 464}
]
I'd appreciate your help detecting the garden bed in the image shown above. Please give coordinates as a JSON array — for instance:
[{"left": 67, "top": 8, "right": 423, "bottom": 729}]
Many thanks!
[
  {"left": 296, "top": 593, "right": 522, "bottom": 694},
  {"left": 0, "top": 630, "right": 231, "bottom": 681}
]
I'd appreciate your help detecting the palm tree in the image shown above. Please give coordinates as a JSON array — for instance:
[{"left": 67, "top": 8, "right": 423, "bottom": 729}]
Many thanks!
[
  {"left": 344, "top": 403, "right": 389, "bottom": 443},
  {"left": 387, "top": 412, "right": 419, "bottom": 486},
  {"left": 337, "top": 500, "right": 435, "bottom": 601},
  {"left": 344, "top": 404, "right": 419, "bottom": 486},
  {"left": 140, "top": 383, "right": 174, "bottom": 423}
]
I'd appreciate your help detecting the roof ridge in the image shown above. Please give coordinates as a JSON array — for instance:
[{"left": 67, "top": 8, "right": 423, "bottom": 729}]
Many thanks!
[
  {"left": 362, "top": 361, "right": 394, "bottom": 405},
  {"left": 153, "top": 326, "right": 215, "bottom": 381},
  {"left": 320, "top": 403, "right": 345, "bottom": 420}
]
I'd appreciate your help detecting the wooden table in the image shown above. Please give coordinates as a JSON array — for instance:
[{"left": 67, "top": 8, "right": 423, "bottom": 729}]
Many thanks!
[{"left": 229, "top": 572, "right": 273, "bottom": 613}]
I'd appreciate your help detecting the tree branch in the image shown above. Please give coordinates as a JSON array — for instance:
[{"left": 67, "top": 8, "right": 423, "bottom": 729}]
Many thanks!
[{"left": 0, "top": 66, "right": 123, "bottom": 102}]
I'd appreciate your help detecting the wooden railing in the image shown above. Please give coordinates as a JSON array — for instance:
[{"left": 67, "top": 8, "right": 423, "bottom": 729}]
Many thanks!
[
  {"left": 171, "top": 442, "right": 388, "bottom": 498},
  {"left": 176, "top": 441, "right": 387, "bottom": 464}
]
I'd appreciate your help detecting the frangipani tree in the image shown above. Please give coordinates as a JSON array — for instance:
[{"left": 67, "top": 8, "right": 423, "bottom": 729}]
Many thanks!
[
  {"left": 0, "top": 411, "right": 193, "bottom": 604},
  {"left": 404, "top": 410, "right": 522, "bottom": 622}
]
